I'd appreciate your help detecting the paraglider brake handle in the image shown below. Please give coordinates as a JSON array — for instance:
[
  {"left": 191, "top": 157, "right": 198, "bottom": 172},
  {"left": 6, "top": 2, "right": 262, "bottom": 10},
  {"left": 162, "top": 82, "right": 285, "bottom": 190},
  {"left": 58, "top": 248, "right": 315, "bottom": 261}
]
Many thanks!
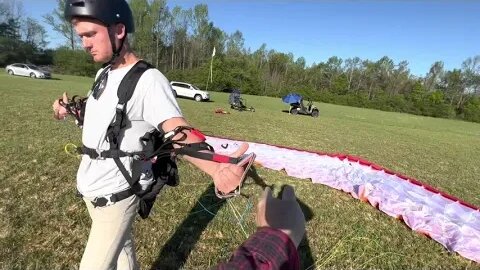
[
  {"left": 163, "top": 126, "right": 256, "bottom": 198},
  {"left": 215, "top": 152, "right": 256, "bottom": 199}
]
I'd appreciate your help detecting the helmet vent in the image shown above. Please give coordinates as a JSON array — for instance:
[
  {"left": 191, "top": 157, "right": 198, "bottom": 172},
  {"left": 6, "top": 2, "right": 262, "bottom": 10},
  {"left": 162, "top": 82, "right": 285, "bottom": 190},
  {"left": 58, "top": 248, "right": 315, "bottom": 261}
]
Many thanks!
[{"left": 71, "top": 1, "right": 85, "bottom": 7}]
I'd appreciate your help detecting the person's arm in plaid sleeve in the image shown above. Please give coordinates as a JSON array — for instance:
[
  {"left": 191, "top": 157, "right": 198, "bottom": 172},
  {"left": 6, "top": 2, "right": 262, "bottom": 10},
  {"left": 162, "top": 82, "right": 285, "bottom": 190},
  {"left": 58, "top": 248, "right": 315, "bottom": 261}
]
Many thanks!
[{"left": 215, "top": 186, "right": 305, "bottom": 270}]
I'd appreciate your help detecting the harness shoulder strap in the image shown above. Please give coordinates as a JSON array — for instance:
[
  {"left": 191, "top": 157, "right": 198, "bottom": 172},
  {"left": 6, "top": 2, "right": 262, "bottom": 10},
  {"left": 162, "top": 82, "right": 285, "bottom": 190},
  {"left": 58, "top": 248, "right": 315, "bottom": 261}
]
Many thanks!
[
  {"left": 117, "top": 60, "right": 154, "bottom": 104},
  {"left": 108, "top": 60, "right": 154, "bottom": 187},
  {"left": 108, "top": 60, "right": 154, "bottom": 146}
]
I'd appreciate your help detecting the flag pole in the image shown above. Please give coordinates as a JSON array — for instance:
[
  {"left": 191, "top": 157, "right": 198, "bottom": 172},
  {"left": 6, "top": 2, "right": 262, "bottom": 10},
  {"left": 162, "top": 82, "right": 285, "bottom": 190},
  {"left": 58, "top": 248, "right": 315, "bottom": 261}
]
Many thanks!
[
  {"left": 206, "top": 68, "right": 210, "bottom": 91},
  {"left": 206, "top": 46, "right": 216, "bottom": 91}
]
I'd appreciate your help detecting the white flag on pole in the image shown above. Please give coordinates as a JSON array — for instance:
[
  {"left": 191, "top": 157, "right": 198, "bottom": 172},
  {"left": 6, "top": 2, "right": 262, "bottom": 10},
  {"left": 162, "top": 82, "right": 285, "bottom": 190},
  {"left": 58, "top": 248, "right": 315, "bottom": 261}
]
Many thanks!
[{"left": 212, "top": 46, "right": 216, "bottom": 57}]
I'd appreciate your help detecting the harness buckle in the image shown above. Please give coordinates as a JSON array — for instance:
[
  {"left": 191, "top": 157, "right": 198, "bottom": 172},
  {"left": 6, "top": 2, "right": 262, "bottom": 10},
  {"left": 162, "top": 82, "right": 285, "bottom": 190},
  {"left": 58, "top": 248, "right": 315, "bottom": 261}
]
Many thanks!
[
  {"left": 163, "top": 130, "right": 176, "bottom": 140},
  {"left": 163, "top": 126, "right": 195, "bottom": 141},
  {"left": 104, "top": 194, "right": 114, "bottom": 206},
  {"left": 92, "top": 194, "right": 114, "bottom": 208},
  {"left": 95, "top": 149, "right": 106, "bottom": 160}
]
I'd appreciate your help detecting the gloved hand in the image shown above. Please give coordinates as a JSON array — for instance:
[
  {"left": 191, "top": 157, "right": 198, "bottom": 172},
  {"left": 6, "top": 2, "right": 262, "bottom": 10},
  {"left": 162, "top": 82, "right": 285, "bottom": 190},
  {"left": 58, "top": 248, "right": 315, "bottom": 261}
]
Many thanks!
[{"left": 256, "top": 185, "right": 306, "bottom": 247}]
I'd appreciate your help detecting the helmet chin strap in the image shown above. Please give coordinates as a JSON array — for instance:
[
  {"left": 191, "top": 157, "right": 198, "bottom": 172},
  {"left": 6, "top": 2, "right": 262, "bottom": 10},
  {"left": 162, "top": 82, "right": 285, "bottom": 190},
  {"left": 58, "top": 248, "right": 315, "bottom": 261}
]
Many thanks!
[{"left": 106, "top": 25, "right": 126, "bottom": 66}]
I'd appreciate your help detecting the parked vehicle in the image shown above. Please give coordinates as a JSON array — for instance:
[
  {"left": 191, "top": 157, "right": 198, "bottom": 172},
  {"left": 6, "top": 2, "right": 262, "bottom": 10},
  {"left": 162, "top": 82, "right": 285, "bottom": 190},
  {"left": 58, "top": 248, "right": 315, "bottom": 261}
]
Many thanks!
[
  {"left": 5, "top": 63, "right": 51, "bottom": 79},
  {"left": 170, "top": 81, "right": 210, "bottom": 101},
  {"left": 282, "top": 93, "right": 319, "bottom": 117}
]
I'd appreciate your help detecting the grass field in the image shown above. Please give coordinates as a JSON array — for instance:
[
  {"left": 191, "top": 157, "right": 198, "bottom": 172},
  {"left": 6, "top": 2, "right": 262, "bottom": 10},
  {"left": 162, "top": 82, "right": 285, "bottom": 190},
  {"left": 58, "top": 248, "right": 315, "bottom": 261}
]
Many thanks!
[{"left": 0, "top": 72, "right": 479, "bottom": 269}]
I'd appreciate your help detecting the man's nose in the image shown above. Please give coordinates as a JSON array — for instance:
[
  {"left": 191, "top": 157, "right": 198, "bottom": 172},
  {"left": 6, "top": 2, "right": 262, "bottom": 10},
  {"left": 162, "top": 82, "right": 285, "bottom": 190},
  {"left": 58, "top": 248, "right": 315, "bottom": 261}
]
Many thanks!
[{"left": 82, "top": 37, "right": 91, "bottom": 49}]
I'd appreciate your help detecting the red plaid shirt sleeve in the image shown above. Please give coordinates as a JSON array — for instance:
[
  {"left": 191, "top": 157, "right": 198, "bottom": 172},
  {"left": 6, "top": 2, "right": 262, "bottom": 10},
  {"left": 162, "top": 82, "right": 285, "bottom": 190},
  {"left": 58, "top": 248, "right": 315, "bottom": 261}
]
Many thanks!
[{"left": 215, "top": 227, "right": 300, "bottom": 270}]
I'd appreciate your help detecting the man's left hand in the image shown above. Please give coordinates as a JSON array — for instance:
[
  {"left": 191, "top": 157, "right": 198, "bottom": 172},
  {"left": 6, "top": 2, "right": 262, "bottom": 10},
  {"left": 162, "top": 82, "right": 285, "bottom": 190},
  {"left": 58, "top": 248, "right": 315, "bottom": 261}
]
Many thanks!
[{"left": 211, "top": 143, "right": 249, "bottom": 194}]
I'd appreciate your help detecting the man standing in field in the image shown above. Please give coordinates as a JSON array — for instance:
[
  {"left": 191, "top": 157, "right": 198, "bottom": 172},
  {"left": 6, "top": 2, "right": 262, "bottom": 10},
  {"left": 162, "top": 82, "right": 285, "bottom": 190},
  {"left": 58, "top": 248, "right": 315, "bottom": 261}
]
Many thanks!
[{"left": 51, "top": 0, "right": 248, "bottom": 269}]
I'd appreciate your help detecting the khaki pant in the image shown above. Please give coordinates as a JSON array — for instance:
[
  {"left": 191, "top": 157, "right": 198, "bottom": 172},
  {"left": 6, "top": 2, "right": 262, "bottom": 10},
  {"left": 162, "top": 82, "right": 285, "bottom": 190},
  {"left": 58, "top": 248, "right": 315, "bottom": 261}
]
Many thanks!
[{"left": 80, "top": 195, "right": 140, "bottom": 270}]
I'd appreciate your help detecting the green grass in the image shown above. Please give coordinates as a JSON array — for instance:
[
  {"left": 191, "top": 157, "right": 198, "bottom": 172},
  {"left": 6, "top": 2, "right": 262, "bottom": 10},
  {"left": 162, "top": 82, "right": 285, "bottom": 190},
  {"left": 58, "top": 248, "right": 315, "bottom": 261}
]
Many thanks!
[{"left": 0, "top": 72, "right": 479, "bottom": 269}]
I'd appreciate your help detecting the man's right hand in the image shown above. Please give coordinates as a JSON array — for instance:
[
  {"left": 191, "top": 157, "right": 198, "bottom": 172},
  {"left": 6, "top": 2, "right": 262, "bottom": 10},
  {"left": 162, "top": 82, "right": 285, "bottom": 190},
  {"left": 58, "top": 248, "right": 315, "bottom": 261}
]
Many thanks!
[
  {"left": 256, "top": 185, "right": 306, "bottom": 248},
  {"left": 52, "top": 92, "right": 69, "bottom": 120}
]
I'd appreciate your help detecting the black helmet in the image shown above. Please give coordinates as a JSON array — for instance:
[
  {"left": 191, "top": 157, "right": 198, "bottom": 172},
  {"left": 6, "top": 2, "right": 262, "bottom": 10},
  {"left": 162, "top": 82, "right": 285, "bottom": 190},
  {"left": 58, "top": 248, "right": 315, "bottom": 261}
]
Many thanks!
[{"left": 64, "top": 0, "right": 135, "bottom": 33}]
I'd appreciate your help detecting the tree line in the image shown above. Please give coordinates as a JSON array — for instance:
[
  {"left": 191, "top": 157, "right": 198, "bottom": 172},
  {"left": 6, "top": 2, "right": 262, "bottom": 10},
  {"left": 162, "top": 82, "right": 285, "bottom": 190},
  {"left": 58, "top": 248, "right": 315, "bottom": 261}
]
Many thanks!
[
  {"left": 0, "top": 0, "right": 53, "bottom": 67},
  {"left": 1, "top": 0, "right": 479, "bottom": 123}
]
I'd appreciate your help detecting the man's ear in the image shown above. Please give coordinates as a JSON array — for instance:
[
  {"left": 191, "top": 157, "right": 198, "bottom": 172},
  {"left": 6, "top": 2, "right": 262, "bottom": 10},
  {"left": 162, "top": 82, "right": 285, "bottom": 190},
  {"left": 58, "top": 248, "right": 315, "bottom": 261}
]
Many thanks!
[{"left": 115, "top": 23, "right": 126, "bottom": 40}]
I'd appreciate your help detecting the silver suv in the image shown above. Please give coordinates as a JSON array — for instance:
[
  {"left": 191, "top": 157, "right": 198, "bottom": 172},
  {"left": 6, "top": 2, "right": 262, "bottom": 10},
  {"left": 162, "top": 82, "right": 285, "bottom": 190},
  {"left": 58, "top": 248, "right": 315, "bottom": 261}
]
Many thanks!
[{"left": 170, "top": 81, "right": 210, "bottom": 102}]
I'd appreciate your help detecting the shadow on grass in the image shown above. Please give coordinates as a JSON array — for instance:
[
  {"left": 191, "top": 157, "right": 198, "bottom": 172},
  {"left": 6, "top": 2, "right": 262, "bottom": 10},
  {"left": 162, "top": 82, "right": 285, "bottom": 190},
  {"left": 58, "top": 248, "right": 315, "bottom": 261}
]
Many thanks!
[
  {"left": 247, "top": 165, "right": 271, "bottom": 190},
  {"left": 298, "top": 200, "right": 316, "bottom": 269},
  {"left": 150, "top": 183, "right": 224, "bottom": 269},
  {"left": 281, "top": 109, "right": 318, "bottom": 119},
  {"left": 176, "top": 96, "right": 215, "bottom": 103},
  {"left": 150, "top": 171, "right": 316, "bottom": 269}
]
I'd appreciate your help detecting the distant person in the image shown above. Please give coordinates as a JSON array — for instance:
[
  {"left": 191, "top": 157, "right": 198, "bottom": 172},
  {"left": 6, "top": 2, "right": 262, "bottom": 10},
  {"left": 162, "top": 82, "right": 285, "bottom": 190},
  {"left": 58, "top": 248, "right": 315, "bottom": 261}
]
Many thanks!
[
  {"left": 216, "top": 185, "right": 306, "bottom": 270},
  {"left": 51, "top": 0, "right": 247, "bottom": 269}
]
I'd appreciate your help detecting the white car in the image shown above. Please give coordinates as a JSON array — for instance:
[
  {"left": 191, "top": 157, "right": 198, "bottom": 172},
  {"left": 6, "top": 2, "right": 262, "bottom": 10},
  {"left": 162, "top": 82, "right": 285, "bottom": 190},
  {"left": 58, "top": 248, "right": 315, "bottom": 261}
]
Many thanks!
[
  {"left": 170, "top": 81, "right": 210, "bottom": 102},
  {"left": 5, "top": 63, "right": 51, "bottom": 79}
]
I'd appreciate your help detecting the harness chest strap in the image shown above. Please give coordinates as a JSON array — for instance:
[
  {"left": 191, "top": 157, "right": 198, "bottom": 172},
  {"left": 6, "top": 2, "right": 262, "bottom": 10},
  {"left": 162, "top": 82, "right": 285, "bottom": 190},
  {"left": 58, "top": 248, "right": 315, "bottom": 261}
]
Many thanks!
[
  {"left": 80, "top": 141, "right": 241, "bottom": 164},
  {"left": 79, "top": 146, "right": 141, "bottom": 159}
]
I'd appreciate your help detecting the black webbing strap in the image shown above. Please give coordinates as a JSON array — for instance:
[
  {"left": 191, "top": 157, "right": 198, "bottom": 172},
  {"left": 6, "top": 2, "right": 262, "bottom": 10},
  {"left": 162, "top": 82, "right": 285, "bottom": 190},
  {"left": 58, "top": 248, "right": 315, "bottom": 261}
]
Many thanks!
[
  {"left": 90, "top": 188, "right": 135, "bottom": 208},
  {"left": 108, "top": 60, "right": 153, "bottom": 147},
  {"left": 148, "top": 126, "right": 242, "bottom": 164},
  {"left": 58, "top": 95, "right": 88, "bottom": 125},
  {"left": 80, "top": 146, "right": 139, "bottom": 159},
  {"left": 106, "top": 27, "right": 126, "bottom": 66},
  {"left": 174, "top": 142, "right": 241, "bottom": 164},
  {"left": 105, "top": 60, "right": 153, "bottom": 187}
]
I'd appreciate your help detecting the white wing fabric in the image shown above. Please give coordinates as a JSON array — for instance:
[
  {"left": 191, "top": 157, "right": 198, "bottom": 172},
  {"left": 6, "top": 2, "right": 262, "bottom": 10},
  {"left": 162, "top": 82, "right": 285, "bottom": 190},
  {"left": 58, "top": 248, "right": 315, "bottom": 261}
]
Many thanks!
[{"left": 206, "top": 136, "right": 480, "bottom": 263}]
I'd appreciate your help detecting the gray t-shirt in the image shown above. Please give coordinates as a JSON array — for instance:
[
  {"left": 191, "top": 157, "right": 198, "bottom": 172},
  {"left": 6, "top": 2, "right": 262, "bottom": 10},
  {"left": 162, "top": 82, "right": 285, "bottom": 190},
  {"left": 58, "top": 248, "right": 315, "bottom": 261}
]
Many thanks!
[{"left": 77, "top": 63, "right": 182, "bottom": 198}]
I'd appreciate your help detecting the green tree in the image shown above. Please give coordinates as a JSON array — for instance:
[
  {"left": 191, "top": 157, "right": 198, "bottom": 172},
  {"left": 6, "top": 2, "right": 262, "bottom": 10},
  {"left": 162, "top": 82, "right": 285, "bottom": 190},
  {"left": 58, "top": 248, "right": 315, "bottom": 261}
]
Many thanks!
[
  {"left": 43, "top": 0, "right": 78, "bottom": 49},
  {"left": 130, "top": 0, "right": 155, "bottom": 60},
  {"left": 226, "top": 30, "right": 244, "bottom": 57},
  {"left": 53, "top": 47, "right": 99, "bottom": 77},
  {"left": 461, "top": 56, "right": 480, "bottom": 95},
  {"left": 344, "top": 57, "right": 361, "bottom": 94},
  {"left": 0, "top": 18, "right": 20, "bottom": 39},
  {"left": 425, "top": 61, "right": 444, "bottom": 91},
  {"left": 463, "top": 96, "right": 480, "bottom": 122},
  {"left": 22, "top": 17, "right": 47, "bottom": 49},
  {"left": 150, "top": 0, "right": 168, "bottom": 67}
]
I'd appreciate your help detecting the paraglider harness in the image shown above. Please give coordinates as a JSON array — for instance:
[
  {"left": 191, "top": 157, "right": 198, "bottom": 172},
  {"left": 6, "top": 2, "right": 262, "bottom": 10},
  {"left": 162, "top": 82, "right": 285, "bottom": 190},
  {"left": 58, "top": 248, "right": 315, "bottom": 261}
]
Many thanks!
[
  {"left": 60, "top": 60, "right": 249, "bottom": 218},
  {"left": 228, "top": 89, "right": 255, "bottom": 112}
]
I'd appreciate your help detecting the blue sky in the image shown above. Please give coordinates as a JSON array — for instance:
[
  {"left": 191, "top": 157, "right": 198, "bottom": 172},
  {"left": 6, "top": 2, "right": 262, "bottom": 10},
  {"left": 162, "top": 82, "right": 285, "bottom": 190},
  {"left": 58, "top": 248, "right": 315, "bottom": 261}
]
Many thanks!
[{"left": 23, "top": 0, "right": 479, "bottom": 76}]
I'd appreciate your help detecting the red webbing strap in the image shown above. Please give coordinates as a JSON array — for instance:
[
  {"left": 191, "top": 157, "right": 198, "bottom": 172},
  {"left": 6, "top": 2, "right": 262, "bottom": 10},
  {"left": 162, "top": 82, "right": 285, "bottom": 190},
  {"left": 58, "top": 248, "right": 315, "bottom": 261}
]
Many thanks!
[{"left": 174, "top": 143, "right": 240, "bottom": 164}]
